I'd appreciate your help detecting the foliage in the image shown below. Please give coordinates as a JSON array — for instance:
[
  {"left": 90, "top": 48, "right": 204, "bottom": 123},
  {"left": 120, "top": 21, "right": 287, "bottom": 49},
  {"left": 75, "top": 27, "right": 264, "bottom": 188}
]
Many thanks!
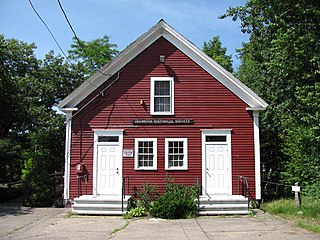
[
  {"left": 302, "top": 183, "right": 320, "bottom": 200},
  {"left": 0, "top": 35, "right": 38, "bottom": 137},
  {"left": 149, "top": 179, "right": 197, "bottom": 219},
  {"left": 68, "top": 35, "right": 118, "bottom": 76},
  {"left": 133, "top": 182, "right": 158, "bottom": 211},
  {"left": 127, "top": 196, "right": 138, "bottom": 211},
  {"left": 0, "top": 186, "right": 23, "bottom": 203},
  {"left": 22, "top": 157, "right": 53, "bottom": 207},
  {"left": 221, "top": 1, "right": 320, "bottom": 199},
  {"left": 0, "top": 138, "right": 24, "bottom": 182},
  {"left": 203, "top": 36, "right": 233, "bottom": 72},
  {"left": 125, "top": 206, "right": 146, "bottom": 219},
  {"left": 261, "top": 197, "right": 320, "bottom": 233},
  {"left": 0, "top": 32, "right": 119, "bottom": 204},
  {"left": 0, "top": 34, "right": 86, "bottom": 204}
]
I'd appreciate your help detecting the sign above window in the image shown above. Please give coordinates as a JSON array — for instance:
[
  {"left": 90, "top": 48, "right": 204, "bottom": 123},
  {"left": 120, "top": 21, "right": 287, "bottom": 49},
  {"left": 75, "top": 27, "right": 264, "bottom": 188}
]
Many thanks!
[{"left": 132, "top": 119, "right": 194, "bottom": 125}]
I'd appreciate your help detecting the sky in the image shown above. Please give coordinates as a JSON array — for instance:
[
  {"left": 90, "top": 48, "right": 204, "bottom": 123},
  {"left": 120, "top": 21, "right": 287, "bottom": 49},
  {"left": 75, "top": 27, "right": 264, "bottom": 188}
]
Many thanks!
[{"left": 0, "top": 0, "right": 249, "bottom": 69}]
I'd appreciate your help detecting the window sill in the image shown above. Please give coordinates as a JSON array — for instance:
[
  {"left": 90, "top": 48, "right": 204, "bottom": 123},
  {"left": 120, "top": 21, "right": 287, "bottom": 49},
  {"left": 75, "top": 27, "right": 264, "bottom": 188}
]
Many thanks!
[
  {"left": 134, "top": 168, "right": 157, "bottom": 171},
  {"left": 150, "top": 112, "right": 175, "bottom": 116},
  {"left": 165, "top": 167, "right": 188, "bottom": 171}
]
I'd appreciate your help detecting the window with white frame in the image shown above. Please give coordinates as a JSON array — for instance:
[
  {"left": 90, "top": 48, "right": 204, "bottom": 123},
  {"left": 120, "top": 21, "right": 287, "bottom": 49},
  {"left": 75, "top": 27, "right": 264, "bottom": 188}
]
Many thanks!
[
  {"left": 135, "top": 138, "right": 157, "bottom": 170},
  {"left": 150, "top": 77, "right": 174, "bottom": 115},
  {"left": 165, "top": 138, "right": 188, "bottom": 170}
]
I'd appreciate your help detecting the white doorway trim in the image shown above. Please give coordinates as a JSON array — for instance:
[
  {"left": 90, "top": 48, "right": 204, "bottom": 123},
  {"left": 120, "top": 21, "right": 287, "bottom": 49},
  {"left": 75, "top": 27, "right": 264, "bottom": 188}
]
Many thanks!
[
  {"left": 93, "top": 129, "right": 124, "bottom": 197},
  {"left": 201, "top": 129, "right": 232, "bottom": 196}
]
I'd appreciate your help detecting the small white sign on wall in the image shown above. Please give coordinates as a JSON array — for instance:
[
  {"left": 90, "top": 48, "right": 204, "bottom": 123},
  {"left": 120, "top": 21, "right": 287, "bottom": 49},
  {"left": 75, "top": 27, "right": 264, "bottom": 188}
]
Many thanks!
[{"left": 123, "top": 149, "right": 134, "bottom": 158}]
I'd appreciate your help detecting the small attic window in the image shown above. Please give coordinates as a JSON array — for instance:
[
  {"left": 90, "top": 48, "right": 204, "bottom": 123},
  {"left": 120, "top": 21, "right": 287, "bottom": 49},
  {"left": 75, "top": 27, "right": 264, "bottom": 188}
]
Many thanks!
[{"left": 150, "top": 77, "right": 174, "bottom": 115}]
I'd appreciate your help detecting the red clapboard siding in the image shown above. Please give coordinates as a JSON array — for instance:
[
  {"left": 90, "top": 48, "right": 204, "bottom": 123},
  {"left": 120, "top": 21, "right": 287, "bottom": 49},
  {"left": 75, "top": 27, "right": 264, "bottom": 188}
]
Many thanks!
[{"left": 68, "top": 37, "right": 255, "bottom": 199}]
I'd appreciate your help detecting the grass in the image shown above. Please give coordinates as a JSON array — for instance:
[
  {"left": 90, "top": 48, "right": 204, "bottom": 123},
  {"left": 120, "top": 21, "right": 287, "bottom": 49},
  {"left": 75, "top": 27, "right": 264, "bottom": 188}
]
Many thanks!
[
  {"left": 261, "top": 197, "right": 320, "bottom": 233},
  {"left": 108, "top": 221, "right": 130, "bottom": 239},
  {"left": 65, "top": 210, "right": 77, "bottom": 218}
]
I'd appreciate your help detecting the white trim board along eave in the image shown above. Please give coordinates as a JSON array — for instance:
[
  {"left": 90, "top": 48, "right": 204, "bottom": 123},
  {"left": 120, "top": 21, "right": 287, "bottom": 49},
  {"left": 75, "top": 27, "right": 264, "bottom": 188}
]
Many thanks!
[{"left": 58, "top": 19, "right": 268, "bottom": 110}]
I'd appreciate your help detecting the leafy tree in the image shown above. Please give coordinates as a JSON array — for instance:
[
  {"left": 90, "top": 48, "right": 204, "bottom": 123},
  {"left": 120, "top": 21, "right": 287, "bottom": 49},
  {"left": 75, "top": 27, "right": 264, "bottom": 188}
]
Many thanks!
[
  {"left": 0, "top": 138, "right": 24, "bottom": 182},
  {"left": 1, "top": 32, "right": 118, "bottom": 204},
  {"left": 221, "top": 0, "right": 320, "bottom": 198},
  {"left": 19, "top": 54, "right": 84, "bottom": 205},
  {"left": 0, "top": 35, "right": 37, "bottom": 182},
  {"left": 0, "top": 35, "right": 38, "bottom": 137},
  {"left": 68, "top": 35, "right": 118, "bottom": 76},
  {"left": 0, "top": 35, "right": 85, "bottom": 205},
  {"left": 203, "top": 36, "right": 233, "bottom": 72}
]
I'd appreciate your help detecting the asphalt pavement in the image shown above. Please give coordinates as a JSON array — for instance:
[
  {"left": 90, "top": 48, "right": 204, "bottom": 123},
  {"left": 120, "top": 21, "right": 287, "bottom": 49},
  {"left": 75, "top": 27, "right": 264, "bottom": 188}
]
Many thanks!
[{"left": 0, "top": 201, "right": 319, "bottom": 240}]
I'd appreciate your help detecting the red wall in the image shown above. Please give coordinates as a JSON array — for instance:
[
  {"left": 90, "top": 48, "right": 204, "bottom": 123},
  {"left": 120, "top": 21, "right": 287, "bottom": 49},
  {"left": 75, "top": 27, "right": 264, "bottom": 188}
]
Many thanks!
[{"left": 69, "top": 37, "right": 255, "bottom": 199}]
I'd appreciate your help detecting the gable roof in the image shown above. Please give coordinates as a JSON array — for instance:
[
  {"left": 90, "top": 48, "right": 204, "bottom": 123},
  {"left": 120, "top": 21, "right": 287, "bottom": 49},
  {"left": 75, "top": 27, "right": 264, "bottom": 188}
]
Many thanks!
[{"left": 58, "top": 19, "right": 268, "bottom": 111}]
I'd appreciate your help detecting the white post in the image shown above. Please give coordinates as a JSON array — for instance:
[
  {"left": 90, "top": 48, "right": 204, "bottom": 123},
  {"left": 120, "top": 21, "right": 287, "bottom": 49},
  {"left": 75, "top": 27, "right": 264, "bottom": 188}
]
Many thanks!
[
  {"left": 253, "top": 111, "right": 261, "bottom": 200},
  {"left": 63, "top": 111, "right": 73, "bottom": 206},
  {"left": 294, "top": 182, "right": 301, "bottom": 208}
]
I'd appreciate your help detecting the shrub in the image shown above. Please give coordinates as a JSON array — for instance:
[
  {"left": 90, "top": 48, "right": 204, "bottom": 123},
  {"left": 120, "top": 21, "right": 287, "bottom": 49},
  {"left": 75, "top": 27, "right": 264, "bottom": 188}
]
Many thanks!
[
  {"left": 125, "top": 206, "right": 146, "bottom": 219},
  {"left": 134, "top": 182, "right": 158, "bottom": 211},
  {"left": 150, "top": 180, "right": 197, "bottom": 219},
  {"left": 22, "top": 157, "right": 53, "bottom": 207},
  {"left": 302, "top": 183, "right": 320, "bottom": 199}
]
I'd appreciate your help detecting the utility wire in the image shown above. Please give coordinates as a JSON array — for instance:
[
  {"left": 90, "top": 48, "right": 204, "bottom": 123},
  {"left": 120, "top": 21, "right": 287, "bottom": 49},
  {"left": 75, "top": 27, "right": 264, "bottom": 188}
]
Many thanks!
[
  {"left": 28, "top": 0, "right": 72, "bottom": 65},
  {"left": 56, "top": 0, "right": 111, "bottom": 77},
  {"left": 261, "top": 180, "right": 293, "bottom": 188}
]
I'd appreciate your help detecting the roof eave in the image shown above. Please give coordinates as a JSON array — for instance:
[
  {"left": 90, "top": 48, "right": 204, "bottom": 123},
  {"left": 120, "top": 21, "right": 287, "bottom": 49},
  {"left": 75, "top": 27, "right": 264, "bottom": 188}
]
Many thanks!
[{"left": 58, "top": 22, "right": 166, "bottom": 110}]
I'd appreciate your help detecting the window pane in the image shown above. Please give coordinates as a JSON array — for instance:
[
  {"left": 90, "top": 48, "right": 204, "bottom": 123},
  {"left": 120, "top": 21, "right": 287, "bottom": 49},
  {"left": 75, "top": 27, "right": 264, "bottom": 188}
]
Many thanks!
[
  {"left": 137, "top": 140, "right": 154, "bottom": 168},
  {"left": 167, "top": 140, "right": 185, "bottom": 169},
  {"left": 153, "top": 79, "right": 172, "bottom": 114},
  {"left": 155, "top": 81, "right": 170, "bottom": 96},
  {"left": 98, "top": 136, "right": 119, "bottom": 142},
  {"left": 155, "top": 97, "right": 171, "bottom": 112}
]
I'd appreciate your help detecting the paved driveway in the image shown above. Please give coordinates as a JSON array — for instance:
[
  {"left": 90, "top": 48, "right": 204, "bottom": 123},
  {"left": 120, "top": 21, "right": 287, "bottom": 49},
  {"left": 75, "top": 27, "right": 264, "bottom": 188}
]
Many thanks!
[{"left": 0, "top": 202, "right": 319, "bottom": 240}]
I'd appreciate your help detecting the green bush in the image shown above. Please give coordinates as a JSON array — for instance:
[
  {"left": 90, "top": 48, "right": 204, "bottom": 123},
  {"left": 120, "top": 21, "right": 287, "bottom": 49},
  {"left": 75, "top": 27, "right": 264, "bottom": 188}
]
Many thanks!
[
  {"left": 134, "top": 182, "right": 158, "bottom": 211},
  {"left": 302, "top": 183, "right": 320, "bottom": 199},
  {"left": 125, "top": 206, "right": 146, "bottom": 219},
  {"left": 150, "top": 180, "right": 197, "bottom": 219},
  {"left": 22, "top": 157, "right": 53, "bottom": 207}
]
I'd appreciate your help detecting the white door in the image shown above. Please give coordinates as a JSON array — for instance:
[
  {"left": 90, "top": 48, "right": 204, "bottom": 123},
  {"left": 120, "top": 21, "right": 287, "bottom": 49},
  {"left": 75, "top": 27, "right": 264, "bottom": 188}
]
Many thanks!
[
  {"left": 205, "top": 144, "right": 231, "bottom": 195},
  {"left": 96, "top": 145, "right": 121, "bottom": 196}
]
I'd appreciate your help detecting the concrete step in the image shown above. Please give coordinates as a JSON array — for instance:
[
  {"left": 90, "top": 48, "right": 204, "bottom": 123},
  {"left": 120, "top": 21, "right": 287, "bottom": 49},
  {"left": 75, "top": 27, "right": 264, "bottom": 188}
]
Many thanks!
[
  {"left": 197, "top": 195, "right": 249, "bottom": 215},
  {"left": 72, "top": 195, "right": 130, "bottom": 215},
  {"left": 198, "top": 210, "right": 249, "bottom": 216},
  {"left": 73, "top": 210, "right": 126, "bottom": 215},
  {"left": 199, "top": 203, "right": 248, "bottom": 210},
  {"left": 73, "top": 203, "right": 128, "bottom": 210},
  {"left": 74, "top": 199, "right": 128, "bottom": 205}
]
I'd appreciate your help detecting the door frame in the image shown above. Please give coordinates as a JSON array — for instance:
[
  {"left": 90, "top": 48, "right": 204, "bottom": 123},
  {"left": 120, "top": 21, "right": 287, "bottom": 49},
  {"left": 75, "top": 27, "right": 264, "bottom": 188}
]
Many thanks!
[
  {"left": 93, "top": 129, "right": 124, "bottom": 196},
  {"left": 201, "top": 129, "right": 232, "bottom": 196}
]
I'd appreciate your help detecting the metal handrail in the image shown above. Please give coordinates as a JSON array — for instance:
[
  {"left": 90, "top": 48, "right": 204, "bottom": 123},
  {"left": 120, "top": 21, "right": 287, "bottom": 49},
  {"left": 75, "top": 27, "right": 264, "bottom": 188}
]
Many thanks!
[
  {"left": 77, "top": 174, "right": 87, "bottom": 197},
  {"left": 194, "top": 176, "right": 200, "bottom": 212},
  {"left": 238, "top": 176, "right": 255, "bottom": 208},
  {"left": 122, "top": 176, "right": 129, "bottom": 212}
]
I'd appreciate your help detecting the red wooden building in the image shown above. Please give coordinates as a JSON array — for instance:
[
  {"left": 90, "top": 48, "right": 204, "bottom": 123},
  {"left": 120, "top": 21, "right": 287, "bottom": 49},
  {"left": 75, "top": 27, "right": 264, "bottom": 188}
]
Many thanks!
[{"left": 58, "top": 20, "right": 268, "bottom": 215}]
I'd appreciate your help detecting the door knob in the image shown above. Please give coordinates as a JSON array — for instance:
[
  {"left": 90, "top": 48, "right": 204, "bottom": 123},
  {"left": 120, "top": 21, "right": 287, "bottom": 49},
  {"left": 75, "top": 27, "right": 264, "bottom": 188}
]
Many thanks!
[{"left": 116, "top": 168, "right": 119, "bottom": 174}]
